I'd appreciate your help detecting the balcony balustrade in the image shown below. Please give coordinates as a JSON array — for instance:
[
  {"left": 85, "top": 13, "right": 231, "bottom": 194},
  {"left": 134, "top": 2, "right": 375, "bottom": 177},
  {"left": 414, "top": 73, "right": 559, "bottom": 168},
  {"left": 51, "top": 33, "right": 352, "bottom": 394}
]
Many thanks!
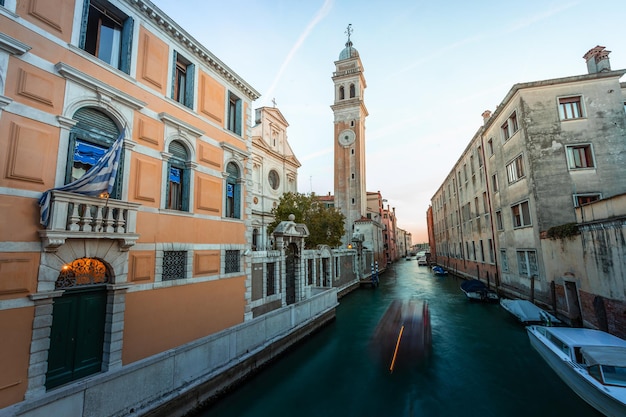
[{"left": 38, "top": 190, "right": 140, "bottom": 252}]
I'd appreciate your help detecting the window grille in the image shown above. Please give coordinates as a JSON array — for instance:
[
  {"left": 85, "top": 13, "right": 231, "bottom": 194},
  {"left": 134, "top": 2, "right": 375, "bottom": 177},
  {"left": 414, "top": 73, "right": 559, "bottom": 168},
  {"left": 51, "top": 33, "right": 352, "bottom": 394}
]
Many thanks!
[
  {"left": 225, "top": 250, "right": 240, "bottom": 273},
  {"left": 163, "top": 251, "right": 186, "bottom": 280}
]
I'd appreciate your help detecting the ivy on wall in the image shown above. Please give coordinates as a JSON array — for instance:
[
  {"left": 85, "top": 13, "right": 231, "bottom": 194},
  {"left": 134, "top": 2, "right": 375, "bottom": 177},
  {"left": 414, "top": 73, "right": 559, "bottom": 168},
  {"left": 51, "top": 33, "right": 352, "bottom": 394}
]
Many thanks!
[{"left": 546, "top": 223, "right": 580, "bottom": 240}]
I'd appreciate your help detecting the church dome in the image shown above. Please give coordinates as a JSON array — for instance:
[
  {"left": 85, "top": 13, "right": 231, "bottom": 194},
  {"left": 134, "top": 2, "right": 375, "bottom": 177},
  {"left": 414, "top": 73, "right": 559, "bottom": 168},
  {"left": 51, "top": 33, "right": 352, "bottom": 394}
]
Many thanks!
[{"left": 339, "top": 40, "right": 359, "bottom": 60}]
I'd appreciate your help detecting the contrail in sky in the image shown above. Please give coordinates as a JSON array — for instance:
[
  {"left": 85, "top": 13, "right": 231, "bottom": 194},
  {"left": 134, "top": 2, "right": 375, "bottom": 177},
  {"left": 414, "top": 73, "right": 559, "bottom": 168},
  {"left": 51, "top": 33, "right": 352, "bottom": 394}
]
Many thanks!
[
  {"left": 506, "top": 1, "right": 580, "bottom": 33},
  {"left": 264, "top": 0, "right": 333, "bottom": 103}
]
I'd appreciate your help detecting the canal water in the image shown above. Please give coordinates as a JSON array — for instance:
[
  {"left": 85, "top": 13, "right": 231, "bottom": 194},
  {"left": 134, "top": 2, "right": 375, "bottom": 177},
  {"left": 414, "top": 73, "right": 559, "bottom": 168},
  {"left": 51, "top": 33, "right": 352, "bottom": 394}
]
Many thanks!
[{"left": 193, "top": 260, "right": 601, "bottom": 417}]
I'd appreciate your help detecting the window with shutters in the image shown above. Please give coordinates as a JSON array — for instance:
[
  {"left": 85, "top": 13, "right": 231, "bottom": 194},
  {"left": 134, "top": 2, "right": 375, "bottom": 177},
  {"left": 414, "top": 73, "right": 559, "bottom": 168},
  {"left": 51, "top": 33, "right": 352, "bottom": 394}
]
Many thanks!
[
  {"left": 172, "top": 51, "right": 194, "bottom": 109},
  {"left": 492, "top": 172, "right": 499, "bottom": 192},
  {"left": 501, "top": 111, "right": 519, "bottom": 141},
  {"left": 227, "top": 92, "right": 242, "bottom": 135},
  {"left": 80, "top": 0, "right": 133, "bottom": 74},
  {"left": 566, "top": 144, "right": 595, "bottom": 169},
  {"left": 495, "top": 210, "right": 503, "bottom": 230},
  {"left": 511, "top": 200, "right": 531, "bottom": 228},
  {"left": 574, "top": 193, "right": 601, "bottom": 207},
  {"left": 166, "top": 141, "right": 190, "bottom": 211},
  {"left": 559, "top": 96, "right": 584, "bottom": 120},
  {"left": 517, "top": 250, "right": 538, "bottom": 277},
  {"left": 67, "top": 107, "right": 123, "bottom": 198},
  {"left": 506, "top": 154, "right": 525, "bottom": 184},
  {"left": 500, "top": 249, "right": 509, "bottom": 272}
]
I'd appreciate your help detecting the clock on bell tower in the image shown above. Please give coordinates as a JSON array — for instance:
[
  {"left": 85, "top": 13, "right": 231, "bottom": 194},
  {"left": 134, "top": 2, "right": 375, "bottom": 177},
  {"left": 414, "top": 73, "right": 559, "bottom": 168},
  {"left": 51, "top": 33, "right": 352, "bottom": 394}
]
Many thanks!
[{"left": 331, "top": 24, "right": 369, "bottom": 246}]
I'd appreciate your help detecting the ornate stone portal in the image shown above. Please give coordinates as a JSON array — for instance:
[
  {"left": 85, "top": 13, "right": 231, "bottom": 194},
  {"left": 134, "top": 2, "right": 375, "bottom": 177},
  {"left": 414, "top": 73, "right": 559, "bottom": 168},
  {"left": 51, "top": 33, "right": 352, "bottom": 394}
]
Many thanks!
[{"left": 272, "top": 214, "right": 309, "bottom": 305}]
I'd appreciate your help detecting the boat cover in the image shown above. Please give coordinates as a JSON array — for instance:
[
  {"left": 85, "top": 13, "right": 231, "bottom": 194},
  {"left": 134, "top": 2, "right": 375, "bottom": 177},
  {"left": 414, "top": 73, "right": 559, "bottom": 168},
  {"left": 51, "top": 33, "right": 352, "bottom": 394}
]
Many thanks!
[
  {"left": 581, "top": 346, "right": 626, "bottom": 367},
  {"left": 500, "top": 299, "right": 561, "bottom": 324},
  {"left": 461, "top": 280, "right": 486, "bottom": 292}
]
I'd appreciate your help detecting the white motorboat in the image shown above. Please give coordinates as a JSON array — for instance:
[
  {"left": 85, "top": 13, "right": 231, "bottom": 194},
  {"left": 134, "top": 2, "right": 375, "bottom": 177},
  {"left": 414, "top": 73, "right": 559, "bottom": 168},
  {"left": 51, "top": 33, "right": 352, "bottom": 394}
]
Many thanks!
[
  {"left": 527, "top": 325, "right": 626, "bottom": 416},
  {"left": 500, "top": 299, "right": 561, "bottom": 325}
]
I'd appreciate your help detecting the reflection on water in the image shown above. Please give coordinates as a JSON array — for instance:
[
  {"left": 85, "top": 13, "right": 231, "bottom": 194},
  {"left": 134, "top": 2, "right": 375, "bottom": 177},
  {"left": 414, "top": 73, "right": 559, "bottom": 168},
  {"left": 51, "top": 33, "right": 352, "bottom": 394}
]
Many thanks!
[{"left": 194, "top": 261, "right": 602, "bottom": 417}]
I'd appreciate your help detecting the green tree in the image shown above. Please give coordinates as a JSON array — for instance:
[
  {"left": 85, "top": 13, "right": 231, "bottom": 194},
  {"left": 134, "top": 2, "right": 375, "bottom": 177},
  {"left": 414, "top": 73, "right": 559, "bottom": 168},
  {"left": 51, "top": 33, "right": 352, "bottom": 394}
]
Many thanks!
[{"left": 269, "top": 192, "right": 345, "bottom": 249}]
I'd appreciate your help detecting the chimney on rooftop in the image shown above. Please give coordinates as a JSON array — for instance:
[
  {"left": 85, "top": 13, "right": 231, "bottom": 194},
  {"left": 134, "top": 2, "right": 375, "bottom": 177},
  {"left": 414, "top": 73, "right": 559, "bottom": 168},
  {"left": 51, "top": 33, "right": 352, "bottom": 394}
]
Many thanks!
[
  {"left": 583, "top": 46, "right": 611, "bottom": 74},
  {"left": 481, "top": 110, "right": 492, "bottom": 124}
]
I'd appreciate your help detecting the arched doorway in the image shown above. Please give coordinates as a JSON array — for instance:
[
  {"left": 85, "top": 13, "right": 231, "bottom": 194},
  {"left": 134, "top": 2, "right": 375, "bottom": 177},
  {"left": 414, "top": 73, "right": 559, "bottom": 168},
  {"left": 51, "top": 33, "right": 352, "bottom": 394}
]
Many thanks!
[
  {"left": 46, "top": 258, "right": 110, "bottom": 389},
  {"left": 285, "top": 243, "right": 298, "bottom": 305}
]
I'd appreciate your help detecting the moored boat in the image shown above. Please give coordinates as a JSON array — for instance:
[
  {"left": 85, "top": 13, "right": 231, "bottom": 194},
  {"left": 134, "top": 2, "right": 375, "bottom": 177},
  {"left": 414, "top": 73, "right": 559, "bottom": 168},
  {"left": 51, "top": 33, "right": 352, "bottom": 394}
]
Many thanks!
[
  {"left": 527, "top": 325, "right": 626, "bottom": 417},
  {"left": 500, "top": 299, "right": 561, "bottom": 325},
  {"left": 431, "top": 265, "right": 448, "bottom": 276},
  {"left": 460, "top": 279, "right": 498, "bottom": 302}
]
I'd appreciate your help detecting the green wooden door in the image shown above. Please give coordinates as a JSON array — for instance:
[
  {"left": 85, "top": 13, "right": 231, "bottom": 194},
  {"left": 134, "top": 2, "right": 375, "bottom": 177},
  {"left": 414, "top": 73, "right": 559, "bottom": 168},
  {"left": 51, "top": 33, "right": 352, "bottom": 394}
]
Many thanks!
[{"left": 46, "top": 287, "right": 107, "bottom": 389}]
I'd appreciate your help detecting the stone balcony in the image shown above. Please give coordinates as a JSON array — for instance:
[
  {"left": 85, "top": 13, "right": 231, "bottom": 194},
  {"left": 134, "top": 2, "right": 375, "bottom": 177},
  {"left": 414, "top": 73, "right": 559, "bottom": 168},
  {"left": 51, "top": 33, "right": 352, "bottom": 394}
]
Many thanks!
[{"left": 39, "top": 190, "right": 140, "bottom": 252}]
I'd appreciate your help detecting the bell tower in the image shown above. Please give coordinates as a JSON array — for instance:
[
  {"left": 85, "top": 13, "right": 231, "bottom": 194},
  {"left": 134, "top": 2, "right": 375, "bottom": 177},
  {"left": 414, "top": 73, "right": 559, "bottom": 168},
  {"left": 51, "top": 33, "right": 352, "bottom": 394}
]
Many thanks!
[{"left": 331, "top": 24, "right": 368, "bottom": 246}]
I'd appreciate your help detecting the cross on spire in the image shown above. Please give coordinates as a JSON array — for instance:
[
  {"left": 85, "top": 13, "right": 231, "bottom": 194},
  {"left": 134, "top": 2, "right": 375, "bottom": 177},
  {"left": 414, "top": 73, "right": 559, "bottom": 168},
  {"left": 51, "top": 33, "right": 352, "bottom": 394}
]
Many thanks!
[
  {"left": 272, "top": 98, "right": 277, "bottom": 107},
  {"left": 345, "top": 24, "right": 353, "bottom": 43}
]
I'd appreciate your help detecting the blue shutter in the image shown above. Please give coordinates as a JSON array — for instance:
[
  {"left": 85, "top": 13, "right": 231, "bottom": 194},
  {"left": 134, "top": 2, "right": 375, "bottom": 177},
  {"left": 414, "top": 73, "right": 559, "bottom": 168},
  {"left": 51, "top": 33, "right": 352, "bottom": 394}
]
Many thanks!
[
  {"left": 78, "top": 0, "right": 91, "bottom": 50},
  {"left": 171, "top": 50, "right": 178, "bottom": 99},
  {"left": 235, "top": 98, "right": 242, "bottom": 135},
  {"left": 120, "top": 16, "right": 133, "bottom": 74},
  {"left": 185, "top": 63, "right": 194, "bottom": 109}
]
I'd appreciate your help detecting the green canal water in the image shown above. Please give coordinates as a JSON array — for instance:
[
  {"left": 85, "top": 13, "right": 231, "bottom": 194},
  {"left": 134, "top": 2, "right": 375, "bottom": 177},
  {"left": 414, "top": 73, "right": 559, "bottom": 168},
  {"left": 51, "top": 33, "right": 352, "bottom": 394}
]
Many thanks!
[{"left": 193, "top": 260, "right": 601, "bottom": 417}]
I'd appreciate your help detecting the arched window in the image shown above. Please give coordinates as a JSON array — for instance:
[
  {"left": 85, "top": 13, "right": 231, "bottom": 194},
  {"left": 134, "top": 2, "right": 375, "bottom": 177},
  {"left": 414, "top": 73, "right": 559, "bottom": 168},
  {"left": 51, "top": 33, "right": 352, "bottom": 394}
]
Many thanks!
[
  {"left": 349, "top": 83, "right": 356, "bottom": 98},
  {"left": 166, "top": 140, "right": 190, "bottom": 211},
  {"left": 67, "top": 108, "right": 123, "bottom": 198},
  {"left": 225, "top": 162, "right": 241, "bottom": 219},
  {"left": 339, "top": 86, "right": 345, "bottom": 100}
]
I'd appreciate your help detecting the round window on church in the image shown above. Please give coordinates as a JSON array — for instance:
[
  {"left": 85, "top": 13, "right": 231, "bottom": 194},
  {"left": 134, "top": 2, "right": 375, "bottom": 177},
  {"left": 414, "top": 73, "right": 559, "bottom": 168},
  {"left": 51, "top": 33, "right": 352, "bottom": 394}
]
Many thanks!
[{"left": 268, "top": 170, "right": 280, "bottom": 190}]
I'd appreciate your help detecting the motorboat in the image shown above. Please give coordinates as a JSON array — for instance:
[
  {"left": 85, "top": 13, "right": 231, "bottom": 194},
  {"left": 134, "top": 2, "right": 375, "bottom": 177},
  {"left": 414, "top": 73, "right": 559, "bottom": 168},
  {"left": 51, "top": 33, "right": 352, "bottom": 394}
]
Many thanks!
[
  {"left": 369, "top": 299, "right": 431, "bottom": 371},
  {"left": 417, "top": 256, "right": 428, "bottom": 266},
  {"left": 431, "top": 265, "right": 448, "bottom": 276},
  {"left": 527, "top": 325, "right": 626, "bottom": 416},
  {"left": 500, "top": 299, "right": 561, "bottom": 325},
  {"left": 460, "top": 279, "right": 498, "bottom": 302}
]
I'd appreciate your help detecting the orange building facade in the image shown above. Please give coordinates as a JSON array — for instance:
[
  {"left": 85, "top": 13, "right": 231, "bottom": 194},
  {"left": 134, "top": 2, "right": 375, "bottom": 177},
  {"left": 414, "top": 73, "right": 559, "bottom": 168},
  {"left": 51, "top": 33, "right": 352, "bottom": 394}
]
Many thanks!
[{"left": 0, "top": 0, "right": 260, "bottom": 414}]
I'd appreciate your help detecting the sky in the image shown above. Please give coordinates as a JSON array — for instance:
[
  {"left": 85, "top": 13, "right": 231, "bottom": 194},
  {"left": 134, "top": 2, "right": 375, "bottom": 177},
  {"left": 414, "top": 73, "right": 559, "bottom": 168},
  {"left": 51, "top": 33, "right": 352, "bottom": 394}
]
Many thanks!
[{"left": 151, "top": 0, "right": 626, "bottom": 243}]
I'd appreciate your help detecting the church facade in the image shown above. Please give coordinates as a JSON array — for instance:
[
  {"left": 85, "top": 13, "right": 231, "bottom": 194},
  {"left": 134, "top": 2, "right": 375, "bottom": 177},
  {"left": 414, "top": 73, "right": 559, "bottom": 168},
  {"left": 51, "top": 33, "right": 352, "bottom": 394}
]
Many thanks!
[{"left": 250, "top": 105, "right": 300, "bottom": 250}]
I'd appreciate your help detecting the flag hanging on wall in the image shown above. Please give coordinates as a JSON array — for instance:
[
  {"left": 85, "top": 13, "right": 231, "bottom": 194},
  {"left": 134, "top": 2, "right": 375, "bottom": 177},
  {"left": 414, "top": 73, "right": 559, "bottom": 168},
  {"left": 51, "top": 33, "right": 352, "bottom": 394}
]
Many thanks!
[{"left": 39, "top": 128, "right": 126, "bottom": 227}]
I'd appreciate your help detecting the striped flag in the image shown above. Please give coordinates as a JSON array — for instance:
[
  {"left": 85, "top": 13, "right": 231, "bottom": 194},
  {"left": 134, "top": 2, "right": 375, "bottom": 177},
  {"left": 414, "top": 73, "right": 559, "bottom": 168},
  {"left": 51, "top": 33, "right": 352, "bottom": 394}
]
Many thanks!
[{"left": 39, "top": 128, "right": 125, "bottom": 227}]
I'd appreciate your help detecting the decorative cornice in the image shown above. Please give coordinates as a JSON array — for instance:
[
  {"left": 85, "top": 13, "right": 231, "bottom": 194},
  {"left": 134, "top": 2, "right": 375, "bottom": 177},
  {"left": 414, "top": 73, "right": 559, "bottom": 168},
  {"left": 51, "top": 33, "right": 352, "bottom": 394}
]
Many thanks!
[
  {"left": 0, "top": 95, "right": 12, "bottom": 109},
  {"left": 0, "top": 32, "right": 31, "bottom": 55},
  {"left": 158, "top": 112, "right": 204, "bottom": 137},
  {"left": 221, "top": 141, "right": 251, "bottom": 159},
  {"left": 126, "top": 0, "right": 260, "bottom": 100},
  {"left": 55, "top": 62, "right": 146, "bottom": 110}
]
